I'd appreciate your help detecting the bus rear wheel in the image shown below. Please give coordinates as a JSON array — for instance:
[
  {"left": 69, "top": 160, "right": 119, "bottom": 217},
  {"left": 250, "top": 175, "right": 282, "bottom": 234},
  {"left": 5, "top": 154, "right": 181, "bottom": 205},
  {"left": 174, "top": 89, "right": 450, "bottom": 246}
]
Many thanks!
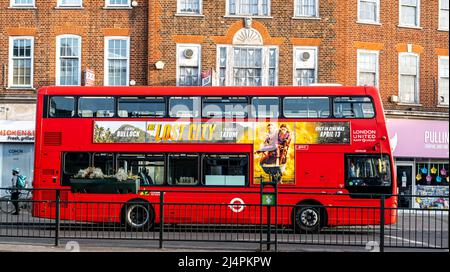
[
  {"left": 122, "top": 200, "right": 154, "bottom": 231},
  {"left": 293, "top": 203, "right": 326, "bottom": 233}
]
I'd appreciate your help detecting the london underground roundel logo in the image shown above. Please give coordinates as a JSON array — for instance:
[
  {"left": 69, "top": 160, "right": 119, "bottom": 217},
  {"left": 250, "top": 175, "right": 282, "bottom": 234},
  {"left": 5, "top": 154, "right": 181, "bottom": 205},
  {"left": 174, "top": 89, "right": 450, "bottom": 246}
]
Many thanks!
[{"left": 229, "top": 198, "right": 245, "bottom": 213}]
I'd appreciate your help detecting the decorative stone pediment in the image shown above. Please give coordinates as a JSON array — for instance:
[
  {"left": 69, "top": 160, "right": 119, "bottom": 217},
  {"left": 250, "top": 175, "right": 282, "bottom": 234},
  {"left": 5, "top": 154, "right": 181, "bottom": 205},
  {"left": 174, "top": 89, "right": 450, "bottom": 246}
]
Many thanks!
[{"left": 232, "top": 28, "right": 263, "bottom": 46}]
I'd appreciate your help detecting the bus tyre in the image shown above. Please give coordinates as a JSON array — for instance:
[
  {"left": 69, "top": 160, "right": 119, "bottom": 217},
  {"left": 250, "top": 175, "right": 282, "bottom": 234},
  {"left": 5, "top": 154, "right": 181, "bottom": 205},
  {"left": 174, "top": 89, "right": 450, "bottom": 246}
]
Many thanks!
[
  {"left": 123, "top": 200, "right": 154, "bottom": 231},
  {"left": 293, "top": 204, "right": 324, "bottom": 233}
]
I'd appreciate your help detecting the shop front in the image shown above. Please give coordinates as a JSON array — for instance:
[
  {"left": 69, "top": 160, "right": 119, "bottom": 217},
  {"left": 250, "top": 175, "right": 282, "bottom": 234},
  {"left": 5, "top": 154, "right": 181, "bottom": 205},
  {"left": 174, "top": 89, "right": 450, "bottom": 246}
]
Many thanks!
[
  {"left": 387, "top": 118, "right": 449, "bottom": 209},
  {"left": 0, "top": 121, "right": 35, "bottom": 195}
]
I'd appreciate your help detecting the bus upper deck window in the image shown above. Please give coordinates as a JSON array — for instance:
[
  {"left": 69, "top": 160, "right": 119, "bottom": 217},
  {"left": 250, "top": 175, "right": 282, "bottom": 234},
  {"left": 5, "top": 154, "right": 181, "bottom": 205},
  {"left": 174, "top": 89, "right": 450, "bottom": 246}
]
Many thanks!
[
  {"left": 202, "top": 97, "right": 248, "bottom": 118},
  {"left": 78, "top": 97, "right": 115, "bottom": 118},
  {"left": 333, "top": 97, "right": 375, "bottom": 118},
  {"left": 118, "top": 97, "right": 166, "bottom": 118},
  {"left": 251, "top": 97, "right": 280, "bottom": 118},
  {"left": 169, "top": 97, "right": 200, "bottom": 118},
  {"left": 283, "top": 97, "right": 330, "bottom": 118},
  {"left": 49, "top": 96, "right": 75, "bottom": 117}
]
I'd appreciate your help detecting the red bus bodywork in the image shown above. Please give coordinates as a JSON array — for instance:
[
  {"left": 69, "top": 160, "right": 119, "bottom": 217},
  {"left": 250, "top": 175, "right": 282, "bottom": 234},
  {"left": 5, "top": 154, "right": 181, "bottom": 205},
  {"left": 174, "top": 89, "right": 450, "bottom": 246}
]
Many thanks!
[{"left": 32, "top": 86, "right": 397, "bottom": 227}]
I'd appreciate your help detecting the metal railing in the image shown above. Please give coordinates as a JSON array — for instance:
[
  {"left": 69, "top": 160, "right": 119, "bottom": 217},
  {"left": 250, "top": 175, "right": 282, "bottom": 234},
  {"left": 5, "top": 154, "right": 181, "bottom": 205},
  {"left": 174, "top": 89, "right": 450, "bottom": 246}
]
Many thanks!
[{"left": 0, "top": 188, "right": 448, "bottom": 252}]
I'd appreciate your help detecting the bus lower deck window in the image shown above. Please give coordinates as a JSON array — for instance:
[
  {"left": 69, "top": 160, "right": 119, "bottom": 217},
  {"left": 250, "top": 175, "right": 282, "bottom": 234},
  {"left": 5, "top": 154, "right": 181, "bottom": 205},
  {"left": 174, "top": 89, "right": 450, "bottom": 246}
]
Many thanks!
[{"left": 169, "top": 154, "right": 199, "bottom": 185}]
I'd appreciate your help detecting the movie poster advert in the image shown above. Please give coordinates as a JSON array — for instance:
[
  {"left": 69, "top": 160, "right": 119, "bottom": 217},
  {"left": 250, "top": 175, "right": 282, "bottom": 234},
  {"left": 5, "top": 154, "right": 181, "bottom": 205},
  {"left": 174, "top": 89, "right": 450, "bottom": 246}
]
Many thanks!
[
  {"left": 253, "top": 122, "right": 296, "bottom": 185},
  {"left": 93, "top": 121, "right": 253, "bottom": 143},
  {"left": 295, "top": 122, "right": 350, "bottom": 144}
]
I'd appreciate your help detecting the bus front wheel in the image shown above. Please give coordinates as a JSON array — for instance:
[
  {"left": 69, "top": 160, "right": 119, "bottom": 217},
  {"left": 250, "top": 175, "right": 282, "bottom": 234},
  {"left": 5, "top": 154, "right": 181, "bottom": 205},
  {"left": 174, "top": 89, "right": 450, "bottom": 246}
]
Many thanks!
[
  {"left": 122, "top": 200, "right": 154, "bottom": 231},
  {"left": 293, "top": 203, "right": 326, "bottom": 233}
]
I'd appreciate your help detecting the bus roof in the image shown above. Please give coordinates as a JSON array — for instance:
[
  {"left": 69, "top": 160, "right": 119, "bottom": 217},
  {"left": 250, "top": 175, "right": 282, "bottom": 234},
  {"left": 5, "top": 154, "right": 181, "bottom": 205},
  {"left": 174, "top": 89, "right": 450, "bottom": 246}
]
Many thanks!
[{"left": 39, "top": 86, "right": 377, "bottom": 97}]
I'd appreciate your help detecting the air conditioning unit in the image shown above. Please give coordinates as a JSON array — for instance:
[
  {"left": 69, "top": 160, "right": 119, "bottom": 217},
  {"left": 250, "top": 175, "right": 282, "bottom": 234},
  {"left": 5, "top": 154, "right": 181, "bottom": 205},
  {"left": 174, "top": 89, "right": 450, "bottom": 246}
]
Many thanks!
[
  {"left": 183, "top": 48, "right": 194, "bottom": 59},
  {"left": 300, "top": 52, "right": 311, "bottom": 61},
  {"left": 390, "top": 95, "right": 399, "bottom": 103}
]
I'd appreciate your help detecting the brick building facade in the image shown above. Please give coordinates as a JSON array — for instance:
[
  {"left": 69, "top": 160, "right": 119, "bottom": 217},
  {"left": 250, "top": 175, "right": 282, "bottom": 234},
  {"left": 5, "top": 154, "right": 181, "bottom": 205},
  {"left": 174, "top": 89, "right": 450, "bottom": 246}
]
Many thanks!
[{"left": 0, "top": 0, "right": 447, "bottom": 119}]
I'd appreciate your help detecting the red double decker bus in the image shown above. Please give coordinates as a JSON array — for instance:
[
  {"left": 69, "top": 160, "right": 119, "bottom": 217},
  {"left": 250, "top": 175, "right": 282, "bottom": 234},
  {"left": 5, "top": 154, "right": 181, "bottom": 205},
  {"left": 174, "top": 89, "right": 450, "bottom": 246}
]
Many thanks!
[{"left": 32, "top": 86, "right": 397, "bottom": 231}]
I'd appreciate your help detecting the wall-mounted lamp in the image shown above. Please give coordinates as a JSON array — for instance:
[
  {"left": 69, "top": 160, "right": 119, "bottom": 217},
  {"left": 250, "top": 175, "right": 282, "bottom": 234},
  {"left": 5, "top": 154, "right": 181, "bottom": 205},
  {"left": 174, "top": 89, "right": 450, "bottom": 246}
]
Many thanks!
[
  {"left": 131, "top": 1, "right": 139, "bottom": 7},
  {"left": 155, "top": 61, "right": 165, "bottom": 70},
  {"left": 129, "top": 80, "right": 136, "bottom": 86}
]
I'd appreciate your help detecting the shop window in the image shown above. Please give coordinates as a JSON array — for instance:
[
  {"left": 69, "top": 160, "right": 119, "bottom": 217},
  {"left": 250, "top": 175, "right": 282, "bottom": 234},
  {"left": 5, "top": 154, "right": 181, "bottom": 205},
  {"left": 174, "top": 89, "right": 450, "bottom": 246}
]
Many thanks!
[
  {"left": 49, "top": 96, "right": 75, "bottom": 117},
  {"left": 117, "top": 154, "right": 165, "bottom": 186},
  {"left": 168, "top": 154, "right": 199, "bottom": 185},
  {"left": 415, "top": 162, "right": 449, "bottom": 186},
  {"left": 203, "top": 154, "right": 248, "bottom": 186}
]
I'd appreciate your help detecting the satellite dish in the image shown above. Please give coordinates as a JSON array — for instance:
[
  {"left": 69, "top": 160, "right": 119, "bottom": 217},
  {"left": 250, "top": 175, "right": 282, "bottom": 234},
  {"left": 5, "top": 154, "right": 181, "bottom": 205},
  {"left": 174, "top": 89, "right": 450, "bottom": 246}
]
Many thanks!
[{"left": 184, "top": 48, "right": 194, "bottom": 59}]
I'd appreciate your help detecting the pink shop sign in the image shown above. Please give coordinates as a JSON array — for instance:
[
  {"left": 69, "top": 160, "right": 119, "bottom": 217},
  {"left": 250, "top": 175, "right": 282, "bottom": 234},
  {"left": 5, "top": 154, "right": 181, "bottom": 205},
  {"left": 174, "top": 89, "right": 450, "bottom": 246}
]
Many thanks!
[{"left": 387, "top": 119, "right": 449, "bottom": 158}]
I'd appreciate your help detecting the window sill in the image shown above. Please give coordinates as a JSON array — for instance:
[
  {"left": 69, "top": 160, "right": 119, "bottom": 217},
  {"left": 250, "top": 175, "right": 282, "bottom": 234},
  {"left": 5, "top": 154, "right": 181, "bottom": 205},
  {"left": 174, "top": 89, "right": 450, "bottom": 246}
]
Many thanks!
[
  {"left": 437, "top": 104, "right": 449, "bottom": 108},
  {"left": 223, "top": 15, "right": 273, "bottom": 19},
  {"left": 396, "top": 103, "right": 422, "bottom": 107},
  {"left": 174, "top": 13, "right": 205, "bottom": 18},
  {"left": 55, "top": 6, "right": 84, "bottom": 10},
  {"left": 356, "top": 21, "right": 382, "bottom": 26},
  {"left": 103, "top": 6, "right": 133, "bottom": 10},
  {"left": 8, "top": 6, "right": 37, "bottom": 9},
  {"left": 397, "top": 25, "right": 423, "bottom": 30},
  {"left": 437, "top": 28, "right": 449, "bottom": 32},
  {"left": 6, "top": 87, "right": 36, "bottom": 91},
  {"left": 292, "top": 16, "right": 321, "bottom": 20}
]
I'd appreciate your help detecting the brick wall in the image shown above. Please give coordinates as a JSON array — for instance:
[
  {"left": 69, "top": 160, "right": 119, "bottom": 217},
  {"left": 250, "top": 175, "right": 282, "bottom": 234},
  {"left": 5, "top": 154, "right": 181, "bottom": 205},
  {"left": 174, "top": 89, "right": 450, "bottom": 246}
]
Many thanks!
[
  {"left": 0, "top": 0, "right": 148, "bottom": 97},
  {"left": 148, "top": 0, "right": 339, "bottom": 86},
  {"left": 335, "top": 0, "right": 449, "bottom": 113}
]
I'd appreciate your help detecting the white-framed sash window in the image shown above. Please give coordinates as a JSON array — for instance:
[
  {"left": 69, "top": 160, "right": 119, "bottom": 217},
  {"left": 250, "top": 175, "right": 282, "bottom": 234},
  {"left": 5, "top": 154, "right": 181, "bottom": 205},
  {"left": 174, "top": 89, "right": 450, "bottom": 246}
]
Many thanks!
[
  {"left": 357, "top": 50, "right": 379, "bottom": 88},
  {"left": 293, "top": 46, "right": 318, "bottom": 86},
  {"left": 8, "top": 36, "right": 34, "bottom": 88},
  {"left": 295, "top": 0, "right": 318, "bottom": 17},
  {"left": 57, "top": 0, "right": 83, "bottom": 7},
  {"left": 439, "top": 0, "right": 449, "bottom": 30},
  {"left": 227, "top": 0, "right": 270, "bottom": 16},
  {"left": 177, "top": 44, "right": 201, "bottom": 86},
  {"left": 105, "top": 0, "right": 130, "bottom": 7},
  {"left": 104, "top": 36, "right": 130, "bottom": 86},
  {"left": 217, "top": 45, "right": 278, "bottom": 86},
  {"left": 10, "top": 0, "right": 35, "bottom": 8},
  {"left": 56, "top": 35, "right": 82, "bottom": 86},
  {"left": 358, "top": 0, "right": 380, "bottom": 23},
  {"left": 399, "top": 0, "right": 420, "bottom": 27},
  {"left": 177, "top": 0, "right": 202, "bottom": 14},
  {"left": 438, "top": 56, "right": 449, "bottom": 106},
  {"left": 398, "top": 53, "right": 420, "bottom": 104}
]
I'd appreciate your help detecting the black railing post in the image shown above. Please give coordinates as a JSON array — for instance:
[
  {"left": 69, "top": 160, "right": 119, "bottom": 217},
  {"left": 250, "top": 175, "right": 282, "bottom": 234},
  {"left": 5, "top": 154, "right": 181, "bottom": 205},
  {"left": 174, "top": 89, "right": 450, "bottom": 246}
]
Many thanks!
[
  {"left": 379, "top": 194, "right": 385, "bottom": 253},
  {"left": 159, "top": 192, "right": 164, "bottom": 249},
  {"left": 55, "top": 189, "right": 61, "bottom": 247},
  {"left": 267, "top": 205, "right": 271, "bottom": 251}
]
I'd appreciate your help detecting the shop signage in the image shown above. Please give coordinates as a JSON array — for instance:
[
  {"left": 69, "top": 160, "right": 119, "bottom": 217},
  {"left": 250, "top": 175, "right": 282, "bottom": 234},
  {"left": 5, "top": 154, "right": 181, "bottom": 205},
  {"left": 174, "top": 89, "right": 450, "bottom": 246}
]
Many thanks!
[
  {"left": 387, "top": 119, "right": 449, "bottom": 159},
  {"left": 0, "top": 121, "right": 35, "bottom": 143}
]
